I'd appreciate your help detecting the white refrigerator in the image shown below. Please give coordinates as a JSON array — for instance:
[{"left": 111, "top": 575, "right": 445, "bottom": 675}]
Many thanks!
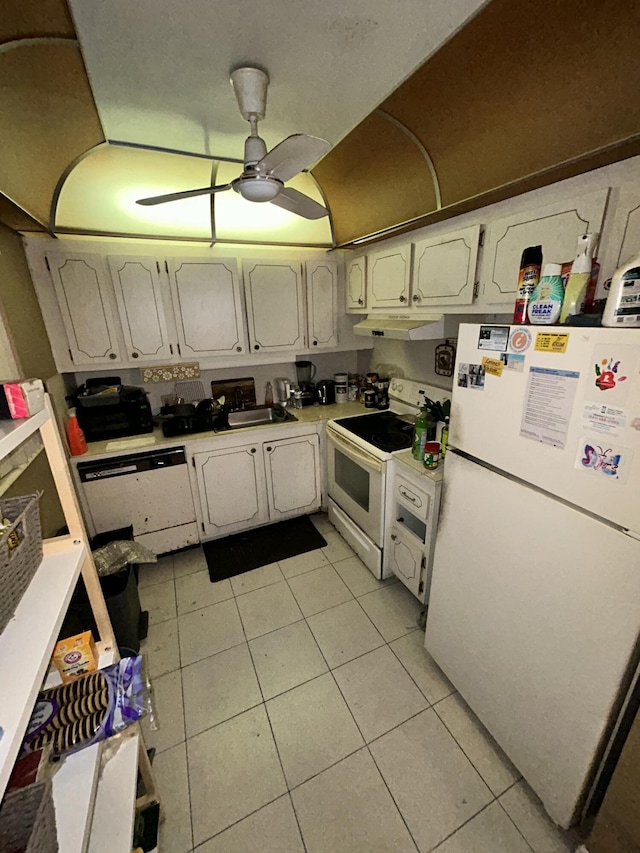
[{"left": 425, "top": 323, "right": 640, "bottom": 829}]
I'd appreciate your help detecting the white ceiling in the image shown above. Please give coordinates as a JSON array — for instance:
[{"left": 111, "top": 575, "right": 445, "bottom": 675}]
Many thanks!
[{"left": 68, "top": 0, "right": 488, "bottom": 162}]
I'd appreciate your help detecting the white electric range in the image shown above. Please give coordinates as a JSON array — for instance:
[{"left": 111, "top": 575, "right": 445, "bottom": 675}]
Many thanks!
[{"left": 325, "top": 378, "right": 448, "bottom": 578}]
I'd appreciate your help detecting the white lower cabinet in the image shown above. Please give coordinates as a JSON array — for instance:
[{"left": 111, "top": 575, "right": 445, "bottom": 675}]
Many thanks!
[
  {"left": 265, "top": 434, "right": 321, "bottom": 520},
  {"left": 193, "top": 429, "right": 321, "bottom": 539},
  {"left": 384, "top": 458, "right": 442, "bottom": 604}
]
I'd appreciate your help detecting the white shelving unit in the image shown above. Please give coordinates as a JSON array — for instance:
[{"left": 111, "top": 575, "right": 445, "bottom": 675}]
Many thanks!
[{"left": 0, "top": 396, "right": 149, "bottom": 852}]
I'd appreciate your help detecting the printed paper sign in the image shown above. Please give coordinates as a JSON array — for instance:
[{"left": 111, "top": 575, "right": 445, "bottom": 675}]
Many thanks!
[
  {"left": 509, "top": 327, "right": 532, "bottom": 353},
  {"left": 582, "top": 403, "right": 627, "bottom": 438},
  {"left": 500, "top": 352, "right": 525, "bottom": 373},
  {"left": 520, "top": 366, "right": 579, "bottom": 448},
  {"left": 478, "top": 326, "right": 509, "bottom": 352},
  {"left": 574, "top": 437, "right": 633, "bottom": 482},
  {"left": 534, "top": 333, "right": 569, "bottom": 353},
  {"left": 457, "top": 363, "right": 485, "bottom": 390},
  {"left": 481, "top": 356, "right": 504, "bottom": 377}
]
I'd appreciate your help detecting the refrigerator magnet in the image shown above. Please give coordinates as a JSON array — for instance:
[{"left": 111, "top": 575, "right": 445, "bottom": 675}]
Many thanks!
[
  {"left": 508, "top": 327, "right": 532, "bottom": 353},
  {"left": 458, "top": 363, "right": 486, "bottom": 389},
  {"left": 478, "top": 325, "right": 509, "bottom": 352},
  {"left": 481, "top": 356, "right": 504, "bottom": 377},
  {"left": 574, "top": 437, "right": 633, "bottom": 482},
  {"left": 534, "top": 332, "right": 569, "bottom": 353},
  {"left": 500, "top": 353, "right": 525, "bottom": 373}
]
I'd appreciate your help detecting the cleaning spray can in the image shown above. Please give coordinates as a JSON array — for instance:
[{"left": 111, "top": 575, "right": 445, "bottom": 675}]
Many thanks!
[
  {"left": 602, "top": 251, "right": 640, "bottom": 328},
  {"left": 513, "top": 246, "right": 542, "bottom": 324}
]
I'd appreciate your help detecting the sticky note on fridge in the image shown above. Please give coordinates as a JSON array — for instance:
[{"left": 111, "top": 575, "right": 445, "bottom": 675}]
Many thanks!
[
  {"left": 534, "top": 332, "right": 569, "bottom": 353},
  {"left": 481, "top": 357, "right": 504, "bottom": 377}
]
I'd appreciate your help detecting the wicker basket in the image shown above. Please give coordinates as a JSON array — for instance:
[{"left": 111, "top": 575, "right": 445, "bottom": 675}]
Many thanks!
[
  {"left": 0, "top": 781, "right": 58, "bottom": 853},
  {"left": 0, "top": 493, "right": 43, "bottom": 635}
]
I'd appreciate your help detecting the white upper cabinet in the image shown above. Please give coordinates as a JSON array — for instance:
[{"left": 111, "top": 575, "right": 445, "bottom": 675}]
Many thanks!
[
  {"left": 412, "top": 225, "right": 481, "bottom": 307},
  {"left": 168, "top": 258, "right": 247, "bottom": 358},
  {"left": 305, "top": 259, "right": 338, "bottom": 350},
  {"left": 108, "top": 256, "right": 173, "bottom": 362},
  {"left": 482, "top": 189, "right": 610, "bottom": 304},
  {"left": 244, "top": 259, "right": 305, "bottom": 353},
  {"left": 345, "top": 255, "right": 367, "bottom": 311},
  {"left": 368, "top": 243, "right": 412, "bottom": 309},
  {"left": 46, "top": 252, "right": 122, "bottom": 366},
  {"left": 264, "top": 434, "right": 321, "bottom": 520}
]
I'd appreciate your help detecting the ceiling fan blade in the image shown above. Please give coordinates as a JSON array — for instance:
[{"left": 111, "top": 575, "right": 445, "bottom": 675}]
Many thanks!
[
  {"left": 270, "top": 186, "right": 328, "bottom": 220},
  {"left": 257, "top": 134, "right": 331, "bottom": 182},
  {"left": 136, "top": 184, "right": 231, "bottom": 206}
]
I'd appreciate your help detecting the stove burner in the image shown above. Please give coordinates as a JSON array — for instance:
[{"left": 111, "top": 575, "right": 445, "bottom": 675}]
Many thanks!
[{"left": 371, "top": 430, "right": 411, "bottom": 452}]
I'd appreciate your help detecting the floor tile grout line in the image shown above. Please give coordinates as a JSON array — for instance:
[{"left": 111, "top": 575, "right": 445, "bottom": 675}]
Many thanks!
[
  {"left": 495, "top": 796, "right": 537, "bottom": 853},
  {"left": 192, "top": 792, "right": 297, "bottom": 850},
  {"left": 385, "top": 631, "right": 455, "bottom": 707},
  {"left": 364, "top": 744, "right": 421, "bottom": 852},
  {"left": 427, "top": 798, "right": 499, "bottom": 852},
  {"left": 430, "top": 699, "right": 509, "bottom": 802}
]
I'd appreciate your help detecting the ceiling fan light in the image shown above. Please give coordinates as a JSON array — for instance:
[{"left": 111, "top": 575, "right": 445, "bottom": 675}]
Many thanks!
[{"left": 235, "top": 176, "right": 282, "bottom": 202}]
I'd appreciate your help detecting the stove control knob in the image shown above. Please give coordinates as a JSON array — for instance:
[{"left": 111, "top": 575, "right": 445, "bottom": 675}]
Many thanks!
[{"left": 396, "top": 382, "right": 403, "bottom": 393}]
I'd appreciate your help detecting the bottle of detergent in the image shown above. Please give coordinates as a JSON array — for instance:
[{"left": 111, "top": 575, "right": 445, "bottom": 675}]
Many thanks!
[
  {"left": 560, "top": 233, "right": 599, "bottom": 323},
  {"left": 602, "top": 251, "right": 640, "bottom": 328},
  {"left": 66, "top": 408, "right": 87, "bottom": 456},
  {"left": 528, "top": 263, "right": 564, "bottom": 324}
]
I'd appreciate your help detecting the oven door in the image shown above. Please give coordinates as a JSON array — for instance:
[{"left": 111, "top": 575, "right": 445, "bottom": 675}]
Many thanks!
[{"left": 326, "top": 427, "right": 385, "bottom": 546}]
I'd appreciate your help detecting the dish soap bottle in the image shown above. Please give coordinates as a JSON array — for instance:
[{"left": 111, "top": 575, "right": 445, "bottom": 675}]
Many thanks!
[
  {"left": 412, "top": 406, "right": 429, "bottom": 461},
  {"left": 560, "top": 233, "right": 599, "bottom": 323},
  {"left": 66, "top": 408, "right": 87, "bottom": 456},
  {"left": 513, "top": 245, "right": 542, "bottom": 324}
]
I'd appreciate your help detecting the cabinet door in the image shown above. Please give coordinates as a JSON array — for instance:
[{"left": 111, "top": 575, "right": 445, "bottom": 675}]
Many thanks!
[
  {"left": 412, "top": 225, "right": 481, "bottom": 307},
  {"left": 194, "top": 444, "right": 268, "bottom": 538},
  {"left": 305, "top": 259, "right": 338, "bottom": 350},
  {"left": 368, "top": 243, "right": 412, "bottom": 309},
  {"left": 46, "top": 252, "right": 122, "bottom": 365},
  {"left": 345, "top": 255, "right": 367, "bottom": 311},
  {"left": 264, "top": 434, "right": 321, "bottom": 520},
  {"left": 168, "top": 258, "right": 247, "bottom": 358},
  {"left": 482, "top": 188, "right": 609, "bottom": 304},
  {"left": 386, "top": 525, "right": 425, "bottom": 602},
  {"left": 244, "top": 260, "right": 305, "bottom": 353},
  {"left": 109, "top": 256, "right": 173, "bottom": 362}
]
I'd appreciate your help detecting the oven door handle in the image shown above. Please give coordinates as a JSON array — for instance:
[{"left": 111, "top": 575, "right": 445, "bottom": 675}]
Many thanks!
[{"left": 326, "top": 428, "right": 385, "bottom": 473}]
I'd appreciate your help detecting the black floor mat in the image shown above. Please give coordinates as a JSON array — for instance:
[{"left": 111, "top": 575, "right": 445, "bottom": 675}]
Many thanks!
[{"left": 204, "top": 515, "right": 327, "bottom": 583}]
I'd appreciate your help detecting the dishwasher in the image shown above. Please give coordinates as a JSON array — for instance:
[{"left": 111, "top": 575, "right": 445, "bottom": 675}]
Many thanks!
[{"left": 77, "top": 447, "right": 198, "bottom": 554}]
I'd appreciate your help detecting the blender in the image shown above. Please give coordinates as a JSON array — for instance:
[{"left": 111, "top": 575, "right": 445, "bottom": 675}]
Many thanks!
[{"left": 295, "top": 360, "right": 316, "bottom": 407}]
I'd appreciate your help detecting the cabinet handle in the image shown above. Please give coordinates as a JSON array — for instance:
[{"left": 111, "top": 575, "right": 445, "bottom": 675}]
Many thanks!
[
  {"left": 391, "top": 533, "right": 397, "bottom": 541},
  {"left": 266, "top": 446, "right": 273, "bottom": 452},
  {"left": 358, "top": 298, "right": 364, "bottom": 305},
  {"left": 109, "top": 353, "right": 117, "bottom": 360},
  {"left": 399, "top": 294, "right": 406, "bottom": 303},
  {"left": 177, "top": 343, "right": 181, "bottom": 356},
  {"left": 412, "top": 294, "right": 420, "bottom": 302},
  {"left": 397, "top": 517, "right": 404, "bottom": 523},
  {"left": 236, "top": 346, "right": 242, "bottom": 352},
  {"left": 254, "top": 344, "right": 260, "bottom": 350},
  {"left": 250, "top": 448, "right": 256, "bottom": 453},
  {"left": 169, "top": 344, "right": 173, "bottom": 355},
  {"left": 132, "top": 352, "right": 139, "bottom": 359},
  {"left": 399, "top": 487, "right": 417, "bottom": 504},
  {"left": 313, "top": 340, "right": 318, "bottom": 346}
]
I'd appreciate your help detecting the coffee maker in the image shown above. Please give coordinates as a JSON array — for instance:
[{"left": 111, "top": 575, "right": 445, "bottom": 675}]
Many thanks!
[{"left": 295, "top": 361, "right": 316, "bottom": 407}]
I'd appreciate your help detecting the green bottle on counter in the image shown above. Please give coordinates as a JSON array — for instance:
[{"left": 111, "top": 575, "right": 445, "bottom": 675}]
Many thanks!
[
  {"left": 441, "top": 416, "right": 449, "bottom": 456},
  {"left": 412, "top": 406, "right": 429, "bottom": 461}
]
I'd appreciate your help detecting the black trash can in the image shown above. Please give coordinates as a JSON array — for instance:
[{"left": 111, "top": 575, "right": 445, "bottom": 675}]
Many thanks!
[{"left": 61, "top": 525, "right": 148, "bottom": 656}]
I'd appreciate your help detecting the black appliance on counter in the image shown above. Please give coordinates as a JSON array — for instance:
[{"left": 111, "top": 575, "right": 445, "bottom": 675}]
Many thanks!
[
  {"left": 316, "top": 379, "right": 335, "bottom": 405},
  {"left": 74, "top": 377, "right": 153, "bottom": 442}
]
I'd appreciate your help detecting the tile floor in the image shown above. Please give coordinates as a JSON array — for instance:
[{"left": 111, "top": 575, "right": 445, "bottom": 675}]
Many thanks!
[{"left": 138, "top": 513, "right": 576, "bottom": 853}]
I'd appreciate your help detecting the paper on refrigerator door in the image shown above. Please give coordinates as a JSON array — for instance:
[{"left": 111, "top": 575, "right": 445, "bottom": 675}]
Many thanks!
[{"left": 520, "top": 366, "right": 580, "bottom": 448}]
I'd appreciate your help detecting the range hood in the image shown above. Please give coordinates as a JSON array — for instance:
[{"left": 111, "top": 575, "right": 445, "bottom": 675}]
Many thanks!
[{"left": 354, "top": 314, "right": 449, "bottom": 340}]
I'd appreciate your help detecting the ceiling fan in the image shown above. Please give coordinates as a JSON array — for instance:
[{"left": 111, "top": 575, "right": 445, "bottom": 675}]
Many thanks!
[{"left": 136, "top": 66, "right": 331, "bottom": 219}]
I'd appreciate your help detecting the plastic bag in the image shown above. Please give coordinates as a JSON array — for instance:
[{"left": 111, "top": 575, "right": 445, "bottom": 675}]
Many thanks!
[
  {"left": 23, "top": 656, "right": 151, "bottom": 756},
  {"left": 93, "top": 540, "right": 157, "bottom": 576}
]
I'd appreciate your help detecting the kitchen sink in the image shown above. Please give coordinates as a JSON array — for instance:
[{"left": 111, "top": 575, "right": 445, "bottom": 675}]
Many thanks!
[{"left": 227, "top": 405, "right": 298, "bottom": 429}]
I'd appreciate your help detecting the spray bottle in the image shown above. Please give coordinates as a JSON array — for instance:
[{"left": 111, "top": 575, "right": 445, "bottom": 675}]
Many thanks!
[
  {"left": 560, "top": 233, "right": 599, "bottom": 323},
  {"left": 513, "top": 246, "right": 542, "bottom": 324}
]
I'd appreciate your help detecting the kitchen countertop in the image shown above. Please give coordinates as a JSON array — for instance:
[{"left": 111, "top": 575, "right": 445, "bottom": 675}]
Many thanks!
[
  {"left": 394, "top": 449, "right": 445, "bottom": 484},
  {"left": 74, "top": 402, "right": 370, "bottom": 460}
]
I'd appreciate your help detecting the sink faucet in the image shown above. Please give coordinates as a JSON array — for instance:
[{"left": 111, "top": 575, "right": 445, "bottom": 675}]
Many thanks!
[{"left": 234, "top": 386, "right": 245, "bottom": 410}]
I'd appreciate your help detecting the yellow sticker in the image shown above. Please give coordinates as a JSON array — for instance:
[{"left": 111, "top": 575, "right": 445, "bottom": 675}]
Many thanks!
[
  {"left": 481, "top": 356, "right": 504, "bottom": 377},
  {"left": 534, "top": 333, "right": 569, "bottom": 353}
]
